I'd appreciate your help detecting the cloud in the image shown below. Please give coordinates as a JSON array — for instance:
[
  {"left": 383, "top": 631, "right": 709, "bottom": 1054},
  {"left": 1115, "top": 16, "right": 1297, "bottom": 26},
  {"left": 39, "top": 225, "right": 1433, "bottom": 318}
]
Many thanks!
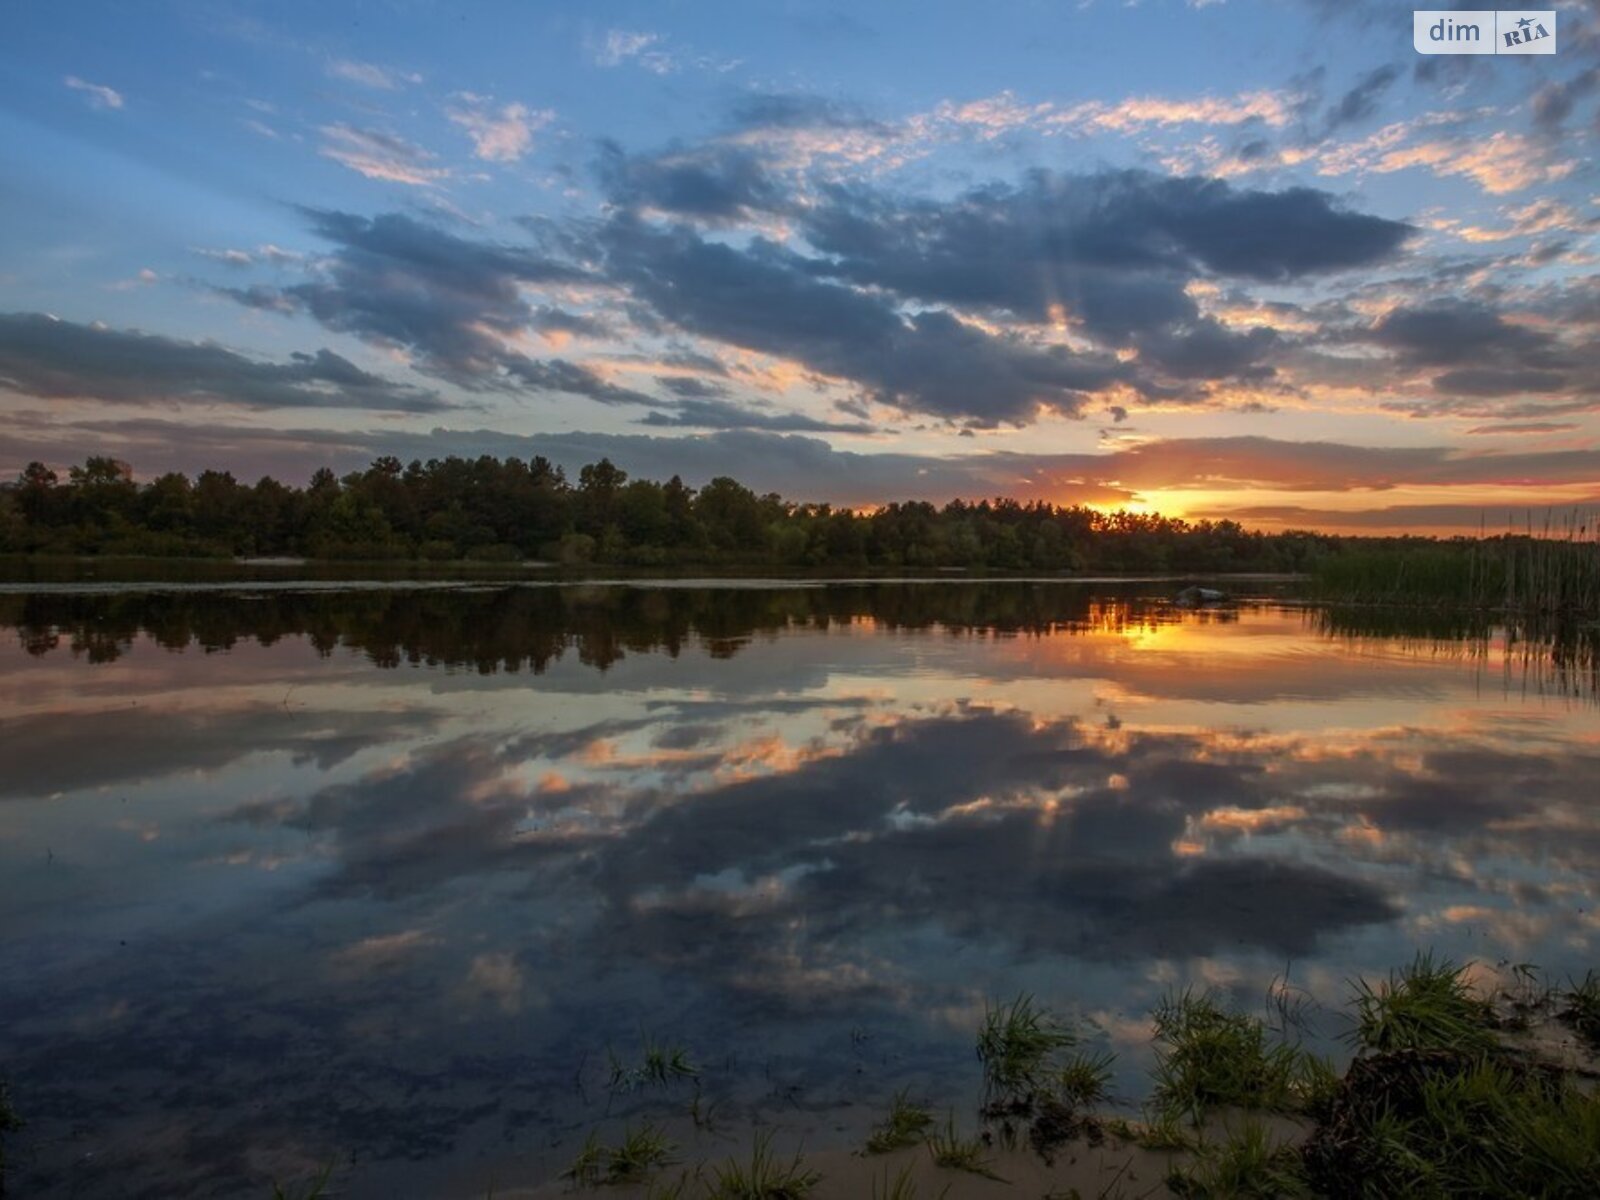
[
  {"left": 0, "top": 312, "right": 448, "bottom": 413},
  {"left": 214, "top": 210, "right": 648, "bottom": 410},
  {"left": 1317, "top": 121, "right": 1576, "bottom": 195},
  {"left": 1361, "top": 299, "right": 1599, "bottom": 412},
  {"left": 595, "top": 141, "right": 784, "bottom": 222},
  {"left": 585, "top": 161, "right": 1409, "bottom": 419},
  {"left": 63, "top": 75, "right": 123, "bottom": 110},
  {"left": 638, "top": 396, "right": 875, "bottom": 433},
  {"left": 599, "top": 217, "right": 1130, "bottom": 426},
  {"left": 447, "top": 96, "right": 554, "bottom": 163},
  {"left": 1054, "top": 89, "right": 1297, "bottom": 134},
  {"left": 1530, "top": 66, "right": 1599, "bottom": 132},
  {"left": 593, "top": 29, "right": 676, "bottom": 73},
  {"left": 1321, "top": 64, "right": 1401, "bottom": 134},
  {"left": 318, "top": 124, "right": 449, "bottom": 186},
  {"left": 326, "top": 58, "right": 421, "bottom": 90}
]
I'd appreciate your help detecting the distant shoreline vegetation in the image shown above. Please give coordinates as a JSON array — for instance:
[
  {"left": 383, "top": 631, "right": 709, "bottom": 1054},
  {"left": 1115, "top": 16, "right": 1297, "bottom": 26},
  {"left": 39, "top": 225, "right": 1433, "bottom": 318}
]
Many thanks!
[{"left": 1, "top": 457, "right": 1595, "bottom": 606}]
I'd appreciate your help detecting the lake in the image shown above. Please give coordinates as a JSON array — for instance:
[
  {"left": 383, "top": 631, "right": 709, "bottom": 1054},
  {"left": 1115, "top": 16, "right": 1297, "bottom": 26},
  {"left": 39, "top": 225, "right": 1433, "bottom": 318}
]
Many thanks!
[{"left": 1, "top": 580, "right": 1595, "bottom": 1197}]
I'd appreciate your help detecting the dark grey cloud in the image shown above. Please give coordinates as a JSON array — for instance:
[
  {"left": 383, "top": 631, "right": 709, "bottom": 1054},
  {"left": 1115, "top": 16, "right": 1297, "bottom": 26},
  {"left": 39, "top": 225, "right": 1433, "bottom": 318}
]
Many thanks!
[
  {"left": 589, "top": 150, "right": 1411, "bottom": 409},
  {"left": 1531, "top": 66, "right": 1599, "bottom": 132},
  {"left": 793, "top": 170, "right": 1412, "bottom": 308},
  {"left": 1322, "top": 64, "right": 1402, "bottom": 134},
  {"left": 599, "top": 217, "right": 1130, "bottom": 425},
  {"left": 1369, "top": 300, "right": 1562, "bottom": 369},
  {"left": 0, "top": 312, "right": 447, "bottom": 412},
  {"left": 1363, "top": 299, "right": 1599, "bottom": 411},
  {"left": 724, "top": 92, "right": 892, "bottom": 136},
  {"left": 639, "top": 396, "right": 875, "bottom": 433},
  {"left": 654, "top": 375, "right": 728, "bottom": 399},
  {"left": 209, "top": 210, "right": 662, "bottom": 409},
  {"left": 596, "top": 140, "right": 784, "bottom": 223}
]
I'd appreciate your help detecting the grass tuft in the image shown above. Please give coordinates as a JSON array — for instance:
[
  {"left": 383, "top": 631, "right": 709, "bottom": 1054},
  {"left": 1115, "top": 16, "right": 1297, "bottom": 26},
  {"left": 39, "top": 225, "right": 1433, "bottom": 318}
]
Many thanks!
[
  {"left": 562, "top": 1123, "right": 678, "bottom": 1186},
  {"left": 869, "top": 1161, "right": 946, "bottom": 1200},
  {"left": 864, "top": 1089, "right": 936, "bottom": 1155},
  {"left": 1557, "top": 970, "right": 1600, "bottom": 1050},
  {"left": 1167, "top": 1121, "right": 1310, "bottom": 1199},
  {"left": 1054, "top": 1049, "right": 1115, "bottom": 1109},
  {"left": 925, "top": 1113, "right": 1004, "bottom": 1182},
  {"left": 609, "top": 1123, "right": 678, "bottom": 1182},
  {"left": 707, "top": 1131, "right": 821, "bottom": 1199},
  {"left": 1150, "top": 989, "right": 1324, "bottom": 1121},
  {"left": 608, "top": 1033, "right": 700, "bottom": 1093},
  {"left": 1304, "top": 1050, "right": 1600, "bottom": 1196},
  {"left": 1351, "top": 953, "right": 1498, "bottom": 1056},
  {"left": 975, "top": 993, "right": 1076, "bottom": 1102}
]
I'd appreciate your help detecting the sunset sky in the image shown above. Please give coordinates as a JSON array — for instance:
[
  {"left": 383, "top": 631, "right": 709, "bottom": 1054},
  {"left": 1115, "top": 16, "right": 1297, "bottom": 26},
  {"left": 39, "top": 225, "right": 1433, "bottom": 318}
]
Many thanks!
[{"left": 1, "top": 0, "right": 1597, "bottom": 533}]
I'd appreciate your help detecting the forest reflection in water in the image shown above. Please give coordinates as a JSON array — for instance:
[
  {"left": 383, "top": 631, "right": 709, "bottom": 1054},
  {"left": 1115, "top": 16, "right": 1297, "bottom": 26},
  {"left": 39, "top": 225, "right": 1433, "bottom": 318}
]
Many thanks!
[{"left": 0, "top": 581, "right": 1595, "bottom": 1198}]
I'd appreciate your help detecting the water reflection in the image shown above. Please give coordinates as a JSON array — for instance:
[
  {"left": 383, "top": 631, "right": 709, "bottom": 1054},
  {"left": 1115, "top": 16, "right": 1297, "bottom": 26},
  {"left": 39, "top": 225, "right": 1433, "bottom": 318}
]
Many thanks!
[{"left": 0, "top": 583, "right": 1595, "bottom": 1198}]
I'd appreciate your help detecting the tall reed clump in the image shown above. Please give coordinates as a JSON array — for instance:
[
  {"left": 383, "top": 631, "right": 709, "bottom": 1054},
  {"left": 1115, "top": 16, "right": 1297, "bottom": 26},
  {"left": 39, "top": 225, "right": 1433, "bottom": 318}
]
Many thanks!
[{"left": 1308, "top": 512, "right": 1600, "bottom": 617}]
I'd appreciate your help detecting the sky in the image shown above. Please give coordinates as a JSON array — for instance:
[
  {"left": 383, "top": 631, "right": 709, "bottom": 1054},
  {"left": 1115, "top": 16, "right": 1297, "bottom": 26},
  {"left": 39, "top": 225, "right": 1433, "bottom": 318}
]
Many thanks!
[{"left": 0, "top": 0, "right": 1597, "bottom": 534}]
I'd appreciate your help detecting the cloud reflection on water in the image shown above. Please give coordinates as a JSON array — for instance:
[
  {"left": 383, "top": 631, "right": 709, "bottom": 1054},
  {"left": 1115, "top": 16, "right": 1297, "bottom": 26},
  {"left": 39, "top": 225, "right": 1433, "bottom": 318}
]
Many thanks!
[{"left": 0, "top": 583, "right": 1594, "bottom": 1198}]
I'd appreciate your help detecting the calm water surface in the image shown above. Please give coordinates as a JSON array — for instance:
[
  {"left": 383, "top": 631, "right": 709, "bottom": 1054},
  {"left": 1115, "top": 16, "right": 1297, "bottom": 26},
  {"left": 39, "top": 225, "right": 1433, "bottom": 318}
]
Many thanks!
[{"left": 1, "top": 581, "right": 1595, "bottom": 1197}]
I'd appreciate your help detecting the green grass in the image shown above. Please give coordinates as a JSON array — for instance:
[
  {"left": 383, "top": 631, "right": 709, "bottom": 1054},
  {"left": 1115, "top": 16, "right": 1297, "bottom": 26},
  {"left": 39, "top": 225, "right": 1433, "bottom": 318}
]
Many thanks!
[
  {"left": 1054, "top": 1049, "right": 1115, "bottom": 1109},
  {"left": 562, "top": 1123, "right": 678, "bottom": 1186},
  {"left": 609, "top": 1123, "right": 679, "bottom": 1182},
  {"left": 561, "top": 1130, "right": 608, "bottom": 1187},
  {"left": 925, "top": 1113, "right": 1003, "bottom": 1182},
  {"left": 1557, "top": 970, "right": 1600, "bottom": 1049},
  {"left": 1150, "top": 989, "right": 1329, "bottom": 1122},
  {"left": 1351, "top": 953, "right": 1499, "bottom": 1057},
  {"left": 1304, "top": 1052, "right": 1600, "bottom": 1197},
  {"left": 608, "top": 1033, "right": 700, "bottom": 1093},
  {"left": 1167, "top": 1121, "right": 1310, "bottom": 1199},
  {"left": 976, "top": 993, "right": 1076, "bottom": 1101},
  {"left": 870, "top": 1161, "right": 949, "bottom": 1200},
  {"left": 864, "top": 1089, "right": 936, "bottom": 1154},
  {"left": 706, "top": 1131, "right": 821, "bottom": 1199}
]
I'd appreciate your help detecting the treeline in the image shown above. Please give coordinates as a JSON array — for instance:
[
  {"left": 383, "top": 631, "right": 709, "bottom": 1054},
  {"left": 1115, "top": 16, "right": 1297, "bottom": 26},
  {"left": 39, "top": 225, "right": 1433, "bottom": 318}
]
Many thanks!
[{"left": 1, "top": 454, "right": 1336, "bottom": 572}]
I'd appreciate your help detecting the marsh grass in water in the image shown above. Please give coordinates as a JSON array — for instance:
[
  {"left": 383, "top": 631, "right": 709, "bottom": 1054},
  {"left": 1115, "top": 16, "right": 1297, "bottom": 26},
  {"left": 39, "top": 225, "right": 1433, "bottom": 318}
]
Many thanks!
[
  {"left": 706, "top": 1131, "right": 821, "bottom": 1199},
  {"left": 1351, "top": 953, "right": 1499, "bottom": 1056},
  {"left": 607, "top": 1033, "right": 699, "bottom": 1093},
  {"left": 562, "top": 1123, "right": 678, "bottom": 1186},
  {"left": 863, "top": 1089, "right": 935, "bottom": 1154},
  {"left": 1054, "top": 1049, "right": 1115, "bottom": 1109},
  {"left": 1558, "top": 970, "right": 1600, "bottom": 1049},
  {"left": 975, "top": 993, "right": 1076, "bottom": 1101},
  {"left": 870, "top": 1161, "right": 950, "bottom": 1200},
  {"left": 1167, "top": 1121, "right": 1309, "bottom": 1199},
  {"left": 1308, "top": 519, "right": 1600, "bottom": 616},
  {"left": 925, "top": 1113, "right": 1004, "bottom": 1181},
  {"left": 1150, "top": 989, "right": 1332, "bottom": 1122}
]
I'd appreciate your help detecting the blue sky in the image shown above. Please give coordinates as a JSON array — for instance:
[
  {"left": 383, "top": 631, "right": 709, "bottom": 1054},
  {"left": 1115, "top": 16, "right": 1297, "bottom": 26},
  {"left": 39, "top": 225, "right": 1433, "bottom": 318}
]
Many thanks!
[{"left": 2, "top": 0, "right": 1597, "bottom": 531}]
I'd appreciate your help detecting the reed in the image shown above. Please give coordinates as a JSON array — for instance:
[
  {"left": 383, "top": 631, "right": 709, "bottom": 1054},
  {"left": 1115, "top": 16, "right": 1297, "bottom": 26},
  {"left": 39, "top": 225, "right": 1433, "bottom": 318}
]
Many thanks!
[{"left": 1308, "top": 513, "right": 1600, "bottom": 618}]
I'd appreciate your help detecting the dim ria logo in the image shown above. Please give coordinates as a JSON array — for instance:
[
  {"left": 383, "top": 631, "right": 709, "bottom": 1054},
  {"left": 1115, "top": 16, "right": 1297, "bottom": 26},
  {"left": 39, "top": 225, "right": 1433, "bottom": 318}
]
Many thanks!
[{"left": 1415, "top": 10, "right": 1556, "bottom": 54}]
